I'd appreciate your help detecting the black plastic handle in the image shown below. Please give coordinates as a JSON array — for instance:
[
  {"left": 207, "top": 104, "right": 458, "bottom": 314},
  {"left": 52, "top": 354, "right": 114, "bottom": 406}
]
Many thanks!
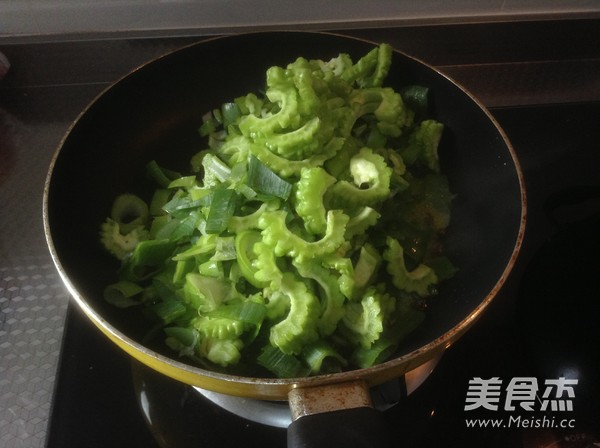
[{"left": 287, "top": 406, "right": 391, "bottom": 448}]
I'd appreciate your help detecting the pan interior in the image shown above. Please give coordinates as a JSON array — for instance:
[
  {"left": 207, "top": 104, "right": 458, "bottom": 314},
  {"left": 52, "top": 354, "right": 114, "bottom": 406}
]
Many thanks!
[{"left": 45, "top": 32, "right": 524, "bottom": 391}]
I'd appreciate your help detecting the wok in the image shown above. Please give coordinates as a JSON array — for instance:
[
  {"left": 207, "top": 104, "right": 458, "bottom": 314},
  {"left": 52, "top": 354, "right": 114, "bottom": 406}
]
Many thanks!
[{"left": 43, "top": 32, "right": 526, "bottom": 447}]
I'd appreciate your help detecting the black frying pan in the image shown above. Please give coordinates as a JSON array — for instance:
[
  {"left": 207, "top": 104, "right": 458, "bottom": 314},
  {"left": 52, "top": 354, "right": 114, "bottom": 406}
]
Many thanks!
[{"left": 43, "top": 31, "right": 526, "bottom": 447}]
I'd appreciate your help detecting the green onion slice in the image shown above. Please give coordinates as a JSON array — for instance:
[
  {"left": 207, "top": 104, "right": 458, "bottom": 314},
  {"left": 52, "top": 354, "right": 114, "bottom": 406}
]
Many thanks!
[{"left": 247, "top": 156, "right": 293, "bottom": 200}]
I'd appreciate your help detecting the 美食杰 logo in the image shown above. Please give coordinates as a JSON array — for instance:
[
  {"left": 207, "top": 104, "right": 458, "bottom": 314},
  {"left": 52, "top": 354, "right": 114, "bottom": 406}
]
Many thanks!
[
  {"left": 463, "top": 377, "right": 579, "bottom": 430},
  {"left": 465, "top": 376, "right": 578, "bottom": 412}
]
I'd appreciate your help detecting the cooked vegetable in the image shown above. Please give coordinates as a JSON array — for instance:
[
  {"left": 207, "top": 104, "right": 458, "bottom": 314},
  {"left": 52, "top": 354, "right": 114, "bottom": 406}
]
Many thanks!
[
  {"left": 99, "top": 193, "right": 150, "bottom": 260},
  {"left": 99, "top": 43, "right": 456, "bottom": 377}
]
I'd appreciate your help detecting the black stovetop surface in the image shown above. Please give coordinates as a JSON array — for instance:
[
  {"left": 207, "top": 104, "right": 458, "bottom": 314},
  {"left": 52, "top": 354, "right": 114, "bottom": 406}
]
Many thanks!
[{"left": 45, "top": 100, "right": 600, "bottom": 447}]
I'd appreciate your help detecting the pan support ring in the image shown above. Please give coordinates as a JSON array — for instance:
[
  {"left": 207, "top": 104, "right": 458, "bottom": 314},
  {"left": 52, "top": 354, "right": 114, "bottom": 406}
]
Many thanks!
[{"left": 193, "top": 354, "right": 443, "bottom": 428}]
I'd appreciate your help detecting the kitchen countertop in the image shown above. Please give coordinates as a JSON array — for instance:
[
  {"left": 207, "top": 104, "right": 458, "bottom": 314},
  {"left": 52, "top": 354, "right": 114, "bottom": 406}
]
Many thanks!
[{"left": 1, "top": 18, "right": 599, "bottom": 447}]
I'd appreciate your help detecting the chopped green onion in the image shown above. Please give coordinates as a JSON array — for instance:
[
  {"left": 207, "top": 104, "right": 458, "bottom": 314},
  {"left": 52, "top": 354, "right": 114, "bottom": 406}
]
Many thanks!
[
  {"left": 151, "top": 299, "right": 187, "bottom": 324},
  {"left": 189, "top": 188, "right": 212, "bottom": 202},
  {"left": 198, "top": 259, "right": 224, "bottom": 278},
  {"left": 211, "top": 236, "right": 237, "bottom": 261},
  {"left": 173, "top": 258, "right": 196, "bottom": 284},
  {"left": 146, "top": 160, "right": 180, "bottom": 188},
  {"left": 168, "top": 210, "right": 203, "bottom": 242},
  {"left": 247, "top": 156, "right": 293, "bottom": 200},
  {"left": 183, "top": 273, "right": 231, "bottom": 312},
  {"left": 353, "top": 244, "right": 382, "bottom": 292},
  {"left": 205, "top": 185, "right": 239, "bottom": 234},
  {"left": 103, "top": 280, "right": 144, "bottom": 308},
  {"left": 151, "top": 272, "right": 179, "bottom": 299},
  {"left": 257, "top": 345, "right": 304, "bottom": 378},
  {"left": 168, "top": 175, "right": 198, "bottom": 189},
  {"left": 171, "top": 235, "right": 216, "bottom": 261},
  {"left": 209, "top": 300, "right": 266, "bottom": 326},
  {"left": 202, "top": 153, "right": 231, "bottom": 185},
  {"left": 130, "top": 239, "right": 177, "bottom": 266},
  {"left": 152, "top": 216, "right": 179, "bottom": 240},
  {"left": 150, "top": 189, "right": 172, "bottom": 216},
  {"left": 303, "top": 341, "right": 347, "bottom": 374},
  {"left": 351, "top": 337, "right": 398, "bottom": 369},
  {"left": 165, "top": 327, "right": 199, "bottom": 357},
  {"left": 191, "top": 150, "right": 210, "bottom": 173}
]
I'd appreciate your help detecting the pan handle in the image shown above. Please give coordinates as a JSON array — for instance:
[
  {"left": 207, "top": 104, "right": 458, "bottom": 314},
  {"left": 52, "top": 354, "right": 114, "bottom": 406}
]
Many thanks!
[{"left": 287, "top": 380, "right": 391, "bottom": 448}]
